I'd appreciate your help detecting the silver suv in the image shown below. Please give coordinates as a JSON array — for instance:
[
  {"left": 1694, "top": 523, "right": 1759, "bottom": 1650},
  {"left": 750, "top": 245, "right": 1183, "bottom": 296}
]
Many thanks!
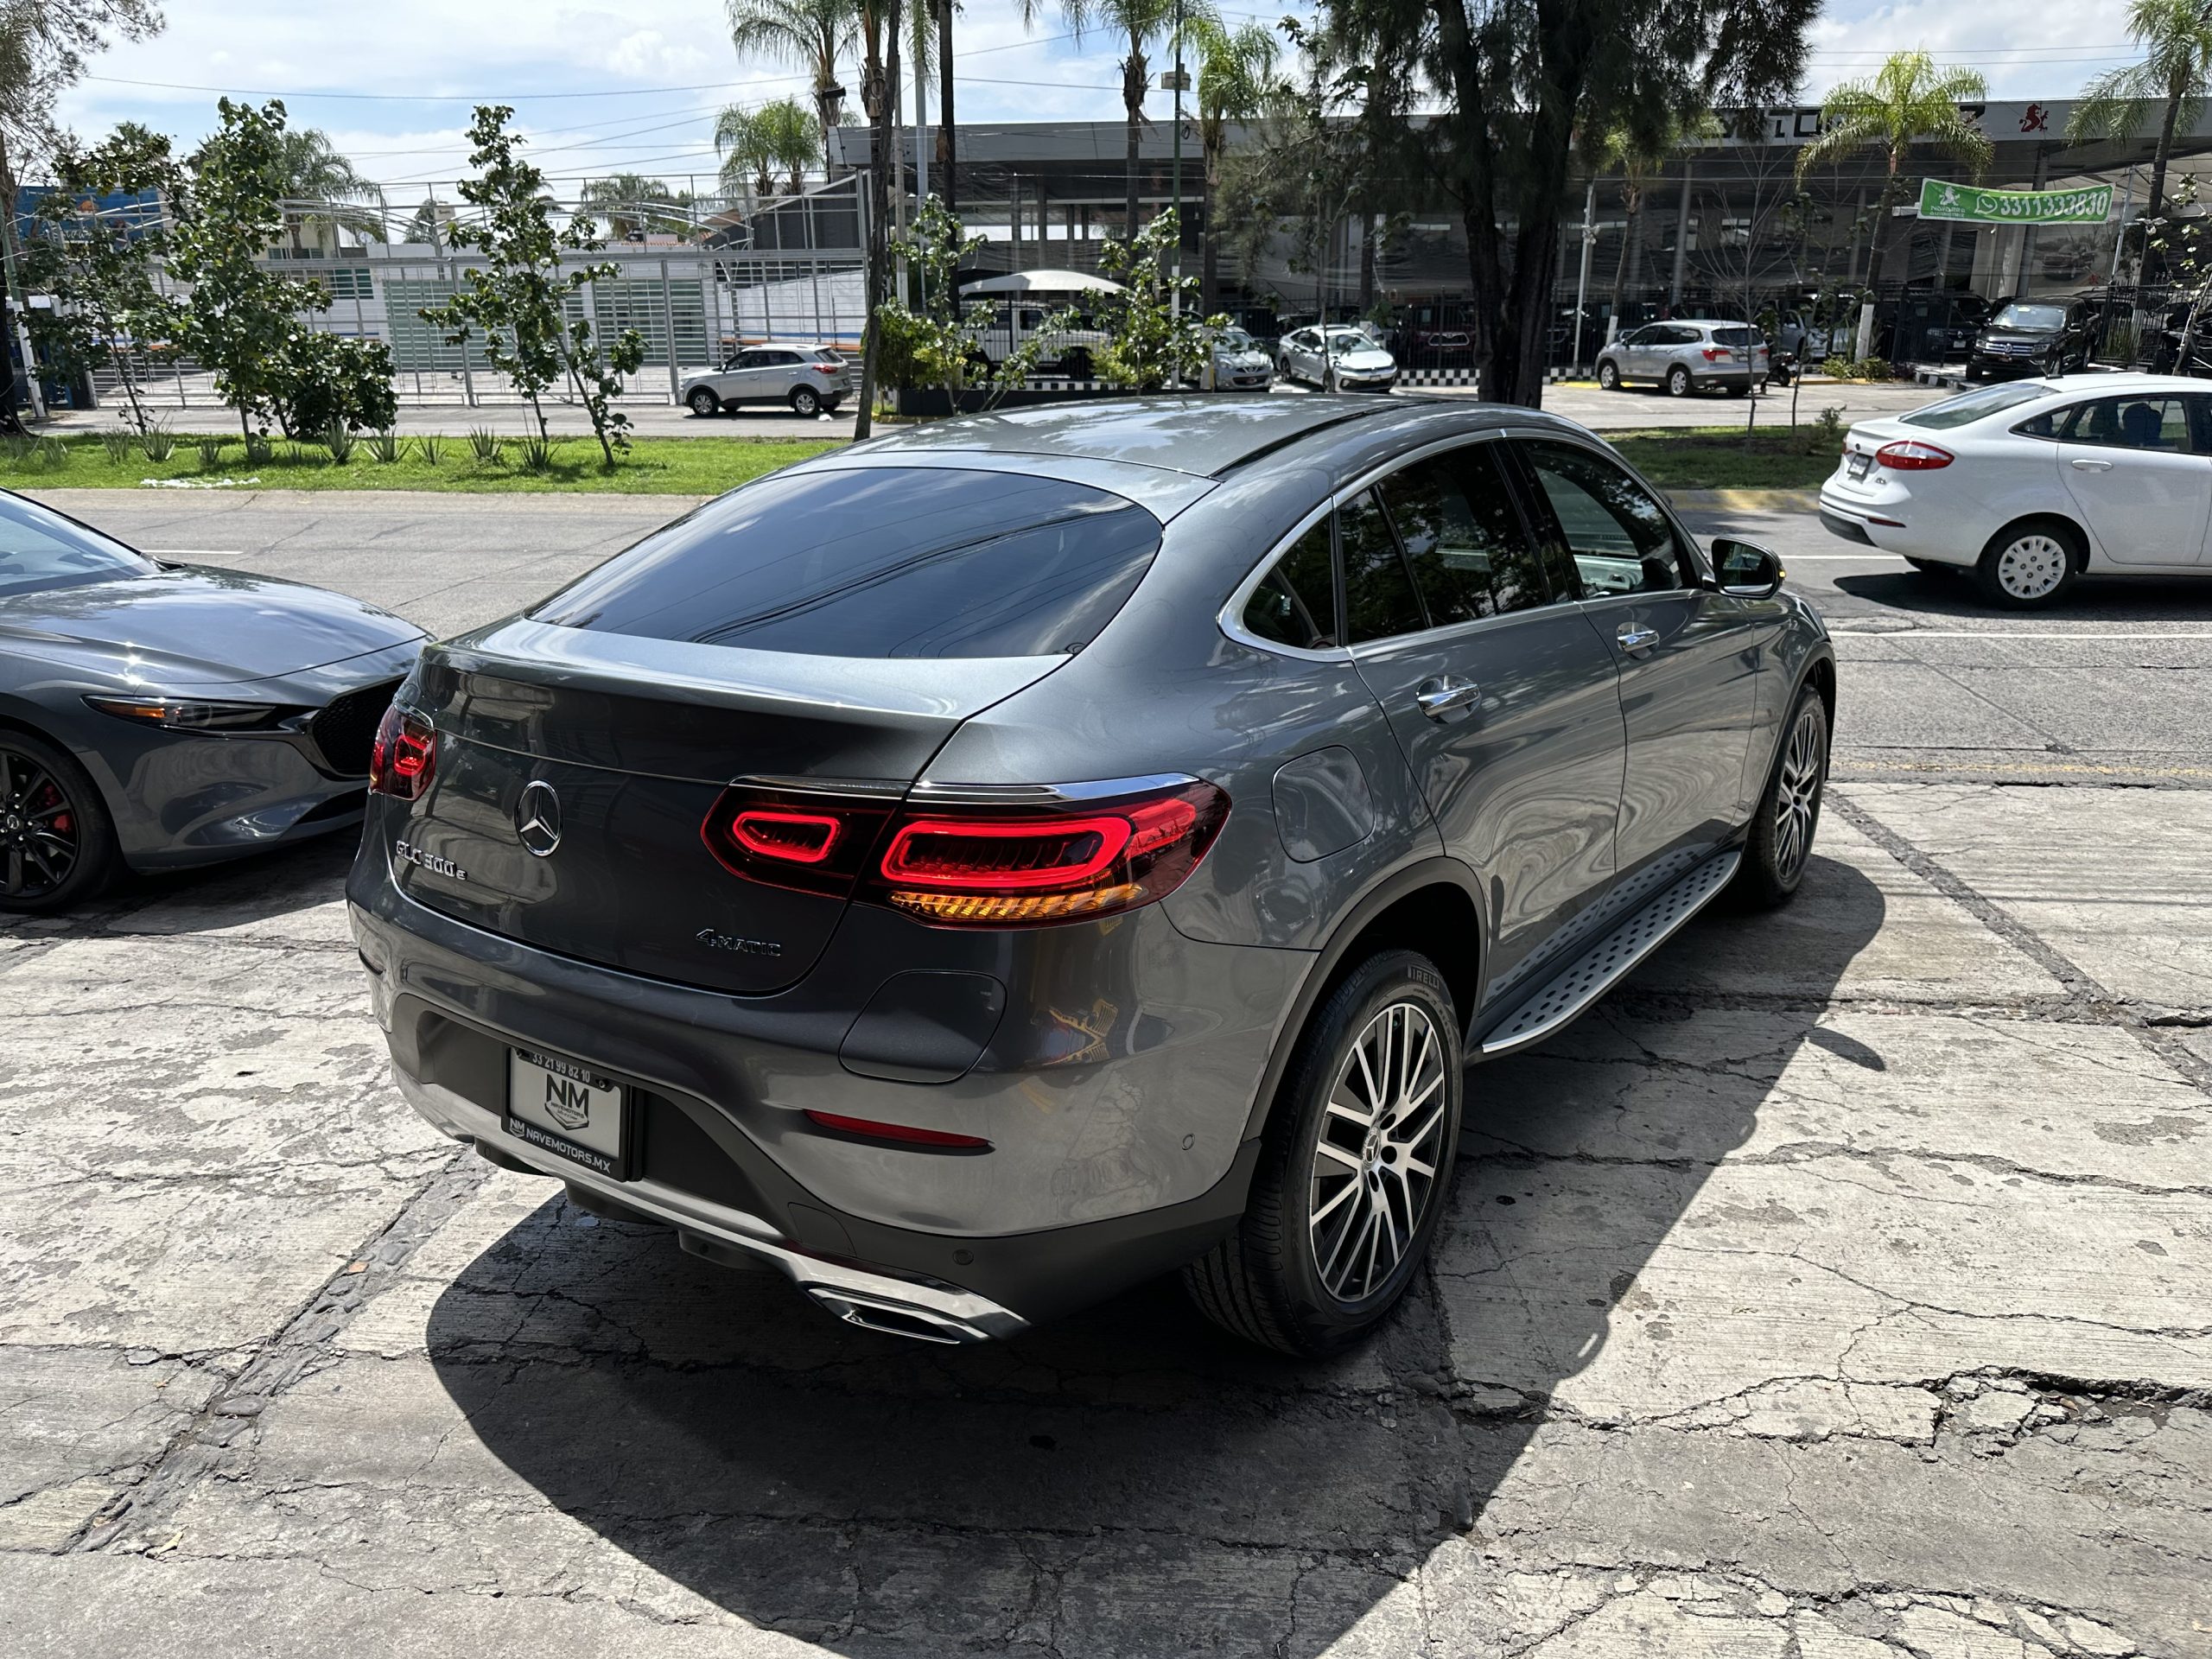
[
  {"left": 682, "top": 341, "right": 852, "bottom": 418},
  {"left": 1598, "top": 321, "right": 1771, "bottom": 397},
  {"left": 351, "top": 395, "right": 1834, "bottom": 1356}
]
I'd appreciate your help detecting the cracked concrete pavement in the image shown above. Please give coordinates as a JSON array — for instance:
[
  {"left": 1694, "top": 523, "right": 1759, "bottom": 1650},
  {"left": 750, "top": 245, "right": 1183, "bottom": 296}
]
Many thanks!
[{"left": 2, "top": 492, "right": 2209, "bottom": 1656}]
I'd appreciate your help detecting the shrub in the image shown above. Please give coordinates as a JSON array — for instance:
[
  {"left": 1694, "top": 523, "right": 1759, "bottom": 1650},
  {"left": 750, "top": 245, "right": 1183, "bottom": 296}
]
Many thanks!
[
  {"left": 196, "top": 437, "right": 225, "bottom": 467},
  {"left": 518, "top": 433, "right": 558, "bottom": 473},
  {"left": 34, "top": 436, "right": 68, "bottom": 471},
  {"left": 467, "top": 427, "right": 502, "bottom": 463},
  {"left": 140, "top": 421, "right": 177, "bottom": 461},
  {"left": 99, "top": 429, "right": 136, "bottom": 462},
  {"left": 417, "top": 433, "right": 444, "bottom": 466},
  {"left": 366, "top": 429, "right": 403, "bottom": 463},
  {"left": 244, "top": 433, "right": 274, "bottom": 464},
  {"left": 323, "top": 420, "right": 356, "bottom": 463},
  {"left": 271, "top": 329, "right": 400, "bottom": 439}
]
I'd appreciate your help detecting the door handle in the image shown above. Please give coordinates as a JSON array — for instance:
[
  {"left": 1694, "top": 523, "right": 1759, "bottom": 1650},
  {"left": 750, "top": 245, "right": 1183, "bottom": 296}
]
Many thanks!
[
  {"left": 2069, "top": 457, "right": 2113, "bottom": 471},
  {"left": 1616, "top": 625, "right": 1662, "bottom": 653},
  {"left": 1414, "top": 677, "right": 1483, "bottom": 719}
]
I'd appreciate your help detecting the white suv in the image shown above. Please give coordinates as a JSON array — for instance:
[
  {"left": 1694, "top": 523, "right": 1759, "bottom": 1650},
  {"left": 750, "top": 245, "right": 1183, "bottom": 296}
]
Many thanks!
[{"left": 682, "top": 342, "right": 852, "bottom": 418}]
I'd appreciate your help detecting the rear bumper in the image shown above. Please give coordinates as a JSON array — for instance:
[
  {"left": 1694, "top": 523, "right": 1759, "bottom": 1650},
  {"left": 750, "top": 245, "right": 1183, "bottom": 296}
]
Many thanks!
[{"left": 346, "top": 852, "right": 1301, "bottom": 1329}]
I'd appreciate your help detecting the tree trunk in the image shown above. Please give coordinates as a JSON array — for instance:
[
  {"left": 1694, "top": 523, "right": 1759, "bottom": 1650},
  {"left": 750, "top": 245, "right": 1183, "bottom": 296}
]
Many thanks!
[
  {"left": 1200, "top": 139, "right": 1221, "bottom": 315},
  {"left": 936, "top": 0, "right": 957, "bottom": 210},
  {"left": 1122, "top": 41, "right": 1147, "bottom": 238},
  {"left": 1609, "top": 185, "right": 1643, "bottom": 321},
  {"left": 854, "top": 6, "right": 899, "bottom": 441},
  {"left": 1359, "top": 212, "right": 1377, "bottom": 314}
]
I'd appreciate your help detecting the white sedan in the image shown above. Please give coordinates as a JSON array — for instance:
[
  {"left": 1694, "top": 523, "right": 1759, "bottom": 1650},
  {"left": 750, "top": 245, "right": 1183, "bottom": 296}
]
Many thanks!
[
  {"left": 1278, "top": 325, "right": 1399, "bottom": 392},
  {"left": 1819, "top": 374, "right": 2212, "bottom": 607}
]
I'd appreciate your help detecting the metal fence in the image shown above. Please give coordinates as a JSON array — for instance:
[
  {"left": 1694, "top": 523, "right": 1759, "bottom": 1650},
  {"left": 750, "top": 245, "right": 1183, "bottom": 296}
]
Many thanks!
[{"left": 82, "top": 244, "right": 868, "bottom": 412}]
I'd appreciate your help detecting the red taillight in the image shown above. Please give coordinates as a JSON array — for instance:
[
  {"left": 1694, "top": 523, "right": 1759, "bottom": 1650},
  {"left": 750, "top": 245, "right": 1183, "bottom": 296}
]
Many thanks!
[
  {"left": 1875, "top": 439, "right": 1955, "bottom": 471},
  {"left": 728, "top": 808, "right": 842, "bottom": 864},
  {"left": 698, "top": 779, "right": 1230, "bottom": 925},
  {"left": 1701, "top": 347, "right": 1724, "bottom": 361},
  {"left": 369, "top": 704, "right": 435, "bottom": 799},
  {"left": 813, "top": 363, "right": 839, "bottom": 375},
  {"left": 804, "top": 1109, "right": 990, "bottom": 1151}
]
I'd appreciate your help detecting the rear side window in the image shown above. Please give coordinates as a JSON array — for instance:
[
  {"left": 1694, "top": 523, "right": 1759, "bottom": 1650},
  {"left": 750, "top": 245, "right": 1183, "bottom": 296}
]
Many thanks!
[
  {"left": 1374, "top": 443, "right": 1550, "bottom": 623},
  {"left": 1243, "top": 518, "right": 1338, "bottom": 651},
  {"left": 2052, "top": 394, "right": 2202, "bottom": 453},
  {"left": 534, "top": 467, "right": 1160, "bottom": 658},
  {"left": 1713, "top": 327, "right": 1758, "bottom": 346},
  {"left": 1339, "top": 489, "right": 1425, "bottom": 643}
]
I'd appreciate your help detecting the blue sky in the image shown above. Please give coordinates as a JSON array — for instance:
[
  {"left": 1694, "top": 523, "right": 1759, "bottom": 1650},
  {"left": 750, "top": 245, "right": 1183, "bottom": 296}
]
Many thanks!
[{"left": 52, "top": 0, "right": 2147, "bottom": 204}]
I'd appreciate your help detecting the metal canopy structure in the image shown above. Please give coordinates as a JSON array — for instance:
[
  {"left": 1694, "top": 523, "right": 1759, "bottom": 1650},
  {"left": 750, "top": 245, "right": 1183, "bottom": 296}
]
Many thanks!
[{"left": 959, "top": 269, "right": 1125, "bottom": 295}]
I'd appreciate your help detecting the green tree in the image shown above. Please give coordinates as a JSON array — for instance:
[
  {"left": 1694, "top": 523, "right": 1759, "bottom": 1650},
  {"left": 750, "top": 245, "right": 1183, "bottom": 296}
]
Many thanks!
[
  {"left": 1590, "top": 116, "right": 1707, "bottom": 328},
  {"left": 714, "top": 99, "right": 820, "bottom": 199},
  {"left": 164, "top": 99, "right": 362, "bottom": 437},
  {"left": 1096, "top": 207, "right": 1218, "bottom": 388},
  {"left": 421, "top": 105, "right": 648, "bottom": 465},
  {"left": 1179, "top": 15, "right": 1279, "bottom": 314},
  {"left": 873, "top": 195, "right": 1069, "bottom": 401},
  {"left": 268, "top": 126, "right": 382, "bottom": 248},
  {"left": 2068, "top": 0, "right": 2212, "bottom": 251},
  {"left": 1327, "top": 0, "right": 1816, "bottom": 407},
  {"left": 725, "top": 0, "right": 859, "bottom": 157},
  {"left": 21, "top": 122, "right": 179, "bottom": 434},
  {"left": 1795, "top": 50, "right": 1991, "bottom": 302},
  {"left": 579, "top": 172, "right": 695, "bottom": 238},
  {"left": 1020, "top": 0, "right": 1217, "bottom": 238}
]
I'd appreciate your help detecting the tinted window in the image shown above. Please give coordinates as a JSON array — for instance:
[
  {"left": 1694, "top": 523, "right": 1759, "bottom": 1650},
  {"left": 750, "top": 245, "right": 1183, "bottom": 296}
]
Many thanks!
[
  {"left": 0, "top": 494, "right": 154, "bottom": 599},
  {"left": 1906, "top": 381, "right": 2054, "bottom": 429},
  {"left": 1713, "top": 327, "right": 1759, "bottom": 346},
  {"left": 1242, "top": 518, "right": 1337, "bottom": 651},
  {"left": 535, "top": 467, "right": 1160, "bottom": 659},
  {"left": 1518, "top": 440, "right": 1688, "bottom": 597},
  {"left": 2056, "top": 395, "right": 2200, "bottom": 453},
  {"left": 1375, "top": 444, "right": 1549, "bottom": 624},
  {"left": 1339, "top": 489, "right": 1424, "bottom": 643}
]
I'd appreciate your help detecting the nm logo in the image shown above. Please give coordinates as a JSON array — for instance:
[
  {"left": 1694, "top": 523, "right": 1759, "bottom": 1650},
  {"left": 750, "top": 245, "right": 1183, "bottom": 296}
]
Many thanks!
[{"left": 542, "top": 1075, "right": 594, "bottom": 1131}]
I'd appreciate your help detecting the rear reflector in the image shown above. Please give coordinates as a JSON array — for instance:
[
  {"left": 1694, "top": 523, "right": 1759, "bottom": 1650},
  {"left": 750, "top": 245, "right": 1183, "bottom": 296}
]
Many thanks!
[
  {"left": 804, "top": 1109, "right": 990, "bottom": 1150},
  {"left": 700, "top": 777, "right": 1230, "bottom": 925},
  {"left": 368, "top": 705, "right": 435, "bottom": 800},
  {"left": 1875, "top": 439, "right": 1955, "bottom": 470}
]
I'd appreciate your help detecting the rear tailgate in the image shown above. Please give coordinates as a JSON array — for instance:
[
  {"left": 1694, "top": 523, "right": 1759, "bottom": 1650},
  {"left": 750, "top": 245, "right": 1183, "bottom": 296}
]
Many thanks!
[{"left": 388, "top": 620, "right": 1061, "bottom": 994}]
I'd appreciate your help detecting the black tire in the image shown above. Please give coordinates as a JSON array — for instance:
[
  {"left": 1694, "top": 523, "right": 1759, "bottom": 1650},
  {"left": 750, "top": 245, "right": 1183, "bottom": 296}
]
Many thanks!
[
  {"left": 1974, "top": 518, "right": 2082, "bottom": 610},
  {"left": 1598, "top": 359, "right": 1621, "bottom": 391},
  {"left": 788, "top": 385, "right": 821, "bottom": 417},
  {"left": 686, "top": 387, "right": 720, "bottom": 417},
  {"left": 1184, "top": 949, "right": 1463, "bottom": 1357},
  {"left": 0, "top": 728, "right": 118, "bottom": 913},
  {"left": 1665, "top": 365, "right": 1692, "bottom": 397},
  {"left": 1734, "top": 684, "right": 1828, "bottom": 911}
]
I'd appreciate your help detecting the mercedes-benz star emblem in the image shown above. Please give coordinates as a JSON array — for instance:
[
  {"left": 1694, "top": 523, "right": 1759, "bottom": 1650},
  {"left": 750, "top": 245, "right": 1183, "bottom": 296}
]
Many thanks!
[{"left": 515, "top": 779, "right": 562, "bottom": 857}]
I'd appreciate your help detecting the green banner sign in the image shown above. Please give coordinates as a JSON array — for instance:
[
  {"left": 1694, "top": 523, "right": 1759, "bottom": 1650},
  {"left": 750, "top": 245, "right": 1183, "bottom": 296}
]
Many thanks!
[{"left": 1917, "top": 179, "right": 2113, "bottom": 225}]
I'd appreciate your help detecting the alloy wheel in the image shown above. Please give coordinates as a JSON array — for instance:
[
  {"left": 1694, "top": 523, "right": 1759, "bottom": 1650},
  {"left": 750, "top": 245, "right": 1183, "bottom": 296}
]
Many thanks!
[
  {"left": 0, "top": 745, "right": 81, "bottom": 902},
  {"left": 1307, "top": 1000, "right": 1450, "bottom": 1303},
  {"left": 1774, "top": 702, "right": 1826, "bottom": 885},
  {"left": 1995, "top": 533, "right": 2069, "bottom": 601}
]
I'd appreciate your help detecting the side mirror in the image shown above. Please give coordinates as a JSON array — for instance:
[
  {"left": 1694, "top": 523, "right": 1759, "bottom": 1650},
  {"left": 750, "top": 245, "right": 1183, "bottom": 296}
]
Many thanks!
[{"left": 1713, "top": 537, "right": 1785, "bottom": 599}]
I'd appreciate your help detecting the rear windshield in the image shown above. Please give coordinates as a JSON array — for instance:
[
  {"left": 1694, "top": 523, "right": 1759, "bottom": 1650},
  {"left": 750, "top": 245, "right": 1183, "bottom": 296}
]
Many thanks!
[
  {"left": 532, "top": 467, "right": 1161, "bottom": 658},
  {"left": 1712, "top": 327, "right": 1761, "bottom": 346},
  {"left": 1900, "top": 381, "right": 2052, "bottom": 429}
]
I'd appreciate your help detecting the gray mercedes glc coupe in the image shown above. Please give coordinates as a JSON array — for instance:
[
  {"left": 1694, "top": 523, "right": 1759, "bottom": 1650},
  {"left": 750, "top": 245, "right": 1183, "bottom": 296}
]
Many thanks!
[{"left": 349, "top": 396, "right": 1834, "bottom": 1355}]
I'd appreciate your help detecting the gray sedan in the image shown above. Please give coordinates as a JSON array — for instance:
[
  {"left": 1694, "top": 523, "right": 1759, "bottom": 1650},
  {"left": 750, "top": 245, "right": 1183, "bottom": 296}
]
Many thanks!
[{"left": 0, "top": 490, "right": 424, "bottom": 911}]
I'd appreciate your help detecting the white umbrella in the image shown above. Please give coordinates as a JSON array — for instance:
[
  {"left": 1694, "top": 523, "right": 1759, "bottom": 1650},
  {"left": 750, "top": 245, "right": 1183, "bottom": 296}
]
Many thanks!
[{"left": 958, "top": 269, "right": 1127, "bottom": 296}]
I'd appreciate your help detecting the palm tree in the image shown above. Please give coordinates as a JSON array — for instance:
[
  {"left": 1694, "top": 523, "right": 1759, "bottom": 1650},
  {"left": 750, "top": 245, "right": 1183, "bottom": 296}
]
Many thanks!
[
  {"left": 1796, "top": 49, "right": 1990, "bottom": 341},
  {"left": 273, "top": 128, "right": 384, "bottom": 247},
  {"left": 1020, "top": 0, "right": 1217, "bottom": 238},
  {"left": 715, "top": 98, "right": 821, "bottom": 200},
  {"left": 579, "top": 174, "right": 694, "bottom": 239},
  {"left": 1593, "top": 116, "right": 1708, "bottom": 330},
  {"left": 1180, "top": 16, "right": 1278, "bottom": 312},
  {"left": 2068, "top": 0, "right": 2212, "bottom": 253},
  {"left": 726, "top": 0, "right": 860, "bottom": 160}
]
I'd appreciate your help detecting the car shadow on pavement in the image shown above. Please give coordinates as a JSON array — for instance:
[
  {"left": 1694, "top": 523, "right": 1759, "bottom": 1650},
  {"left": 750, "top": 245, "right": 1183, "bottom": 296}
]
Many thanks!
[
  {"left": 0, "top": 831, "right": 358, "bottom": 943},
  {"left": 1835, "top": 569, "right": 2212, "bottom": 620},
  {"left": 425, "top": 849, "right": 1885, "bottom": 1654}
]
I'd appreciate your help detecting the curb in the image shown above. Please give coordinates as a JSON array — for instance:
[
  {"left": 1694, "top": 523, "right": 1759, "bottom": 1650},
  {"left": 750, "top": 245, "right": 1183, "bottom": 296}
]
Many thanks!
[{"left": 1666, "top": 486, "right": 1823, "bottom": 515}]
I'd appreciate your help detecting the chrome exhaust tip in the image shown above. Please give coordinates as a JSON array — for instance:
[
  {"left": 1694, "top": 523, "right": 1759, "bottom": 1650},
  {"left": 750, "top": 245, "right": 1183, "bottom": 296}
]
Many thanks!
[{"left": 804, "top": 1287, "right": 982, "bottom": 1344}]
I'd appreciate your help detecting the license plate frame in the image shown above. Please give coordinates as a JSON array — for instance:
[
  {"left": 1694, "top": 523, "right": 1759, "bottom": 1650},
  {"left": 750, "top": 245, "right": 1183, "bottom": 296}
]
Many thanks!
[
  {"left": 1846, "top": 452, "right": 1872, "bottom": 480},
  {"left": 505, "top": 1046, "right": 637, "bottom": 1181}
]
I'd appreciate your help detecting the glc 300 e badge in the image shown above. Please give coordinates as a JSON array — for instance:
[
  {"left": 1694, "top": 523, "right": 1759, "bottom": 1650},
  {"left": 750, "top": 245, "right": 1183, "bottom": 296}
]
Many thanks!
[{"left": 393, "top": 838, "right": 466, "bottom": 881}]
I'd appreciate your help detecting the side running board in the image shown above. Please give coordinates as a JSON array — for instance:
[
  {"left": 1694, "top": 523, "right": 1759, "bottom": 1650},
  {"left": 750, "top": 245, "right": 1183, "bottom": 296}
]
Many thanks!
[{"left": 1478, "top": 849, "right": 1742, "bottom": 1058}]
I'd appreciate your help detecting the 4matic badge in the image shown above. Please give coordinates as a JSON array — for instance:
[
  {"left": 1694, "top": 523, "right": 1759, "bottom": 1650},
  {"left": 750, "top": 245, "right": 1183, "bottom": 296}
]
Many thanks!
[{"left": 697, "top": 927, "right": 783, "bottom": 957}]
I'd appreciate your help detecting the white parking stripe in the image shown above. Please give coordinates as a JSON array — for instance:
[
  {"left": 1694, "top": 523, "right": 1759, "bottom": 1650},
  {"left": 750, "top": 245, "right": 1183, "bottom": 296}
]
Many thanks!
[{"left": 1830, "top": 629, "right": 2212, "bottom": 640}]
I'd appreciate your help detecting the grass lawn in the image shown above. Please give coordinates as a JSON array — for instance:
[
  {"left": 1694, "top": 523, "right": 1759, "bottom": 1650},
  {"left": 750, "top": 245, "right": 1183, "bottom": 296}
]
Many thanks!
[
  {"left": 0, "top": 431, "right": 837, "bottom": 495},
  {"left": 1609, "top": 423, "right": 1845, "bottom": 492}
]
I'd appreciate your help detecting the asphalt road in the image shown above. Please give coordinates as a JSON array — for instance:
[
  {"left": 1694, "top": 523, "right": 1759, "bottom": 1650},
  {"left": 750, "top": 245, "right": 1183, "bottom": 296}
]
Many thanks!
[{"left": 3, "top": 484, "right": 2209, "bottom": 1657}]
